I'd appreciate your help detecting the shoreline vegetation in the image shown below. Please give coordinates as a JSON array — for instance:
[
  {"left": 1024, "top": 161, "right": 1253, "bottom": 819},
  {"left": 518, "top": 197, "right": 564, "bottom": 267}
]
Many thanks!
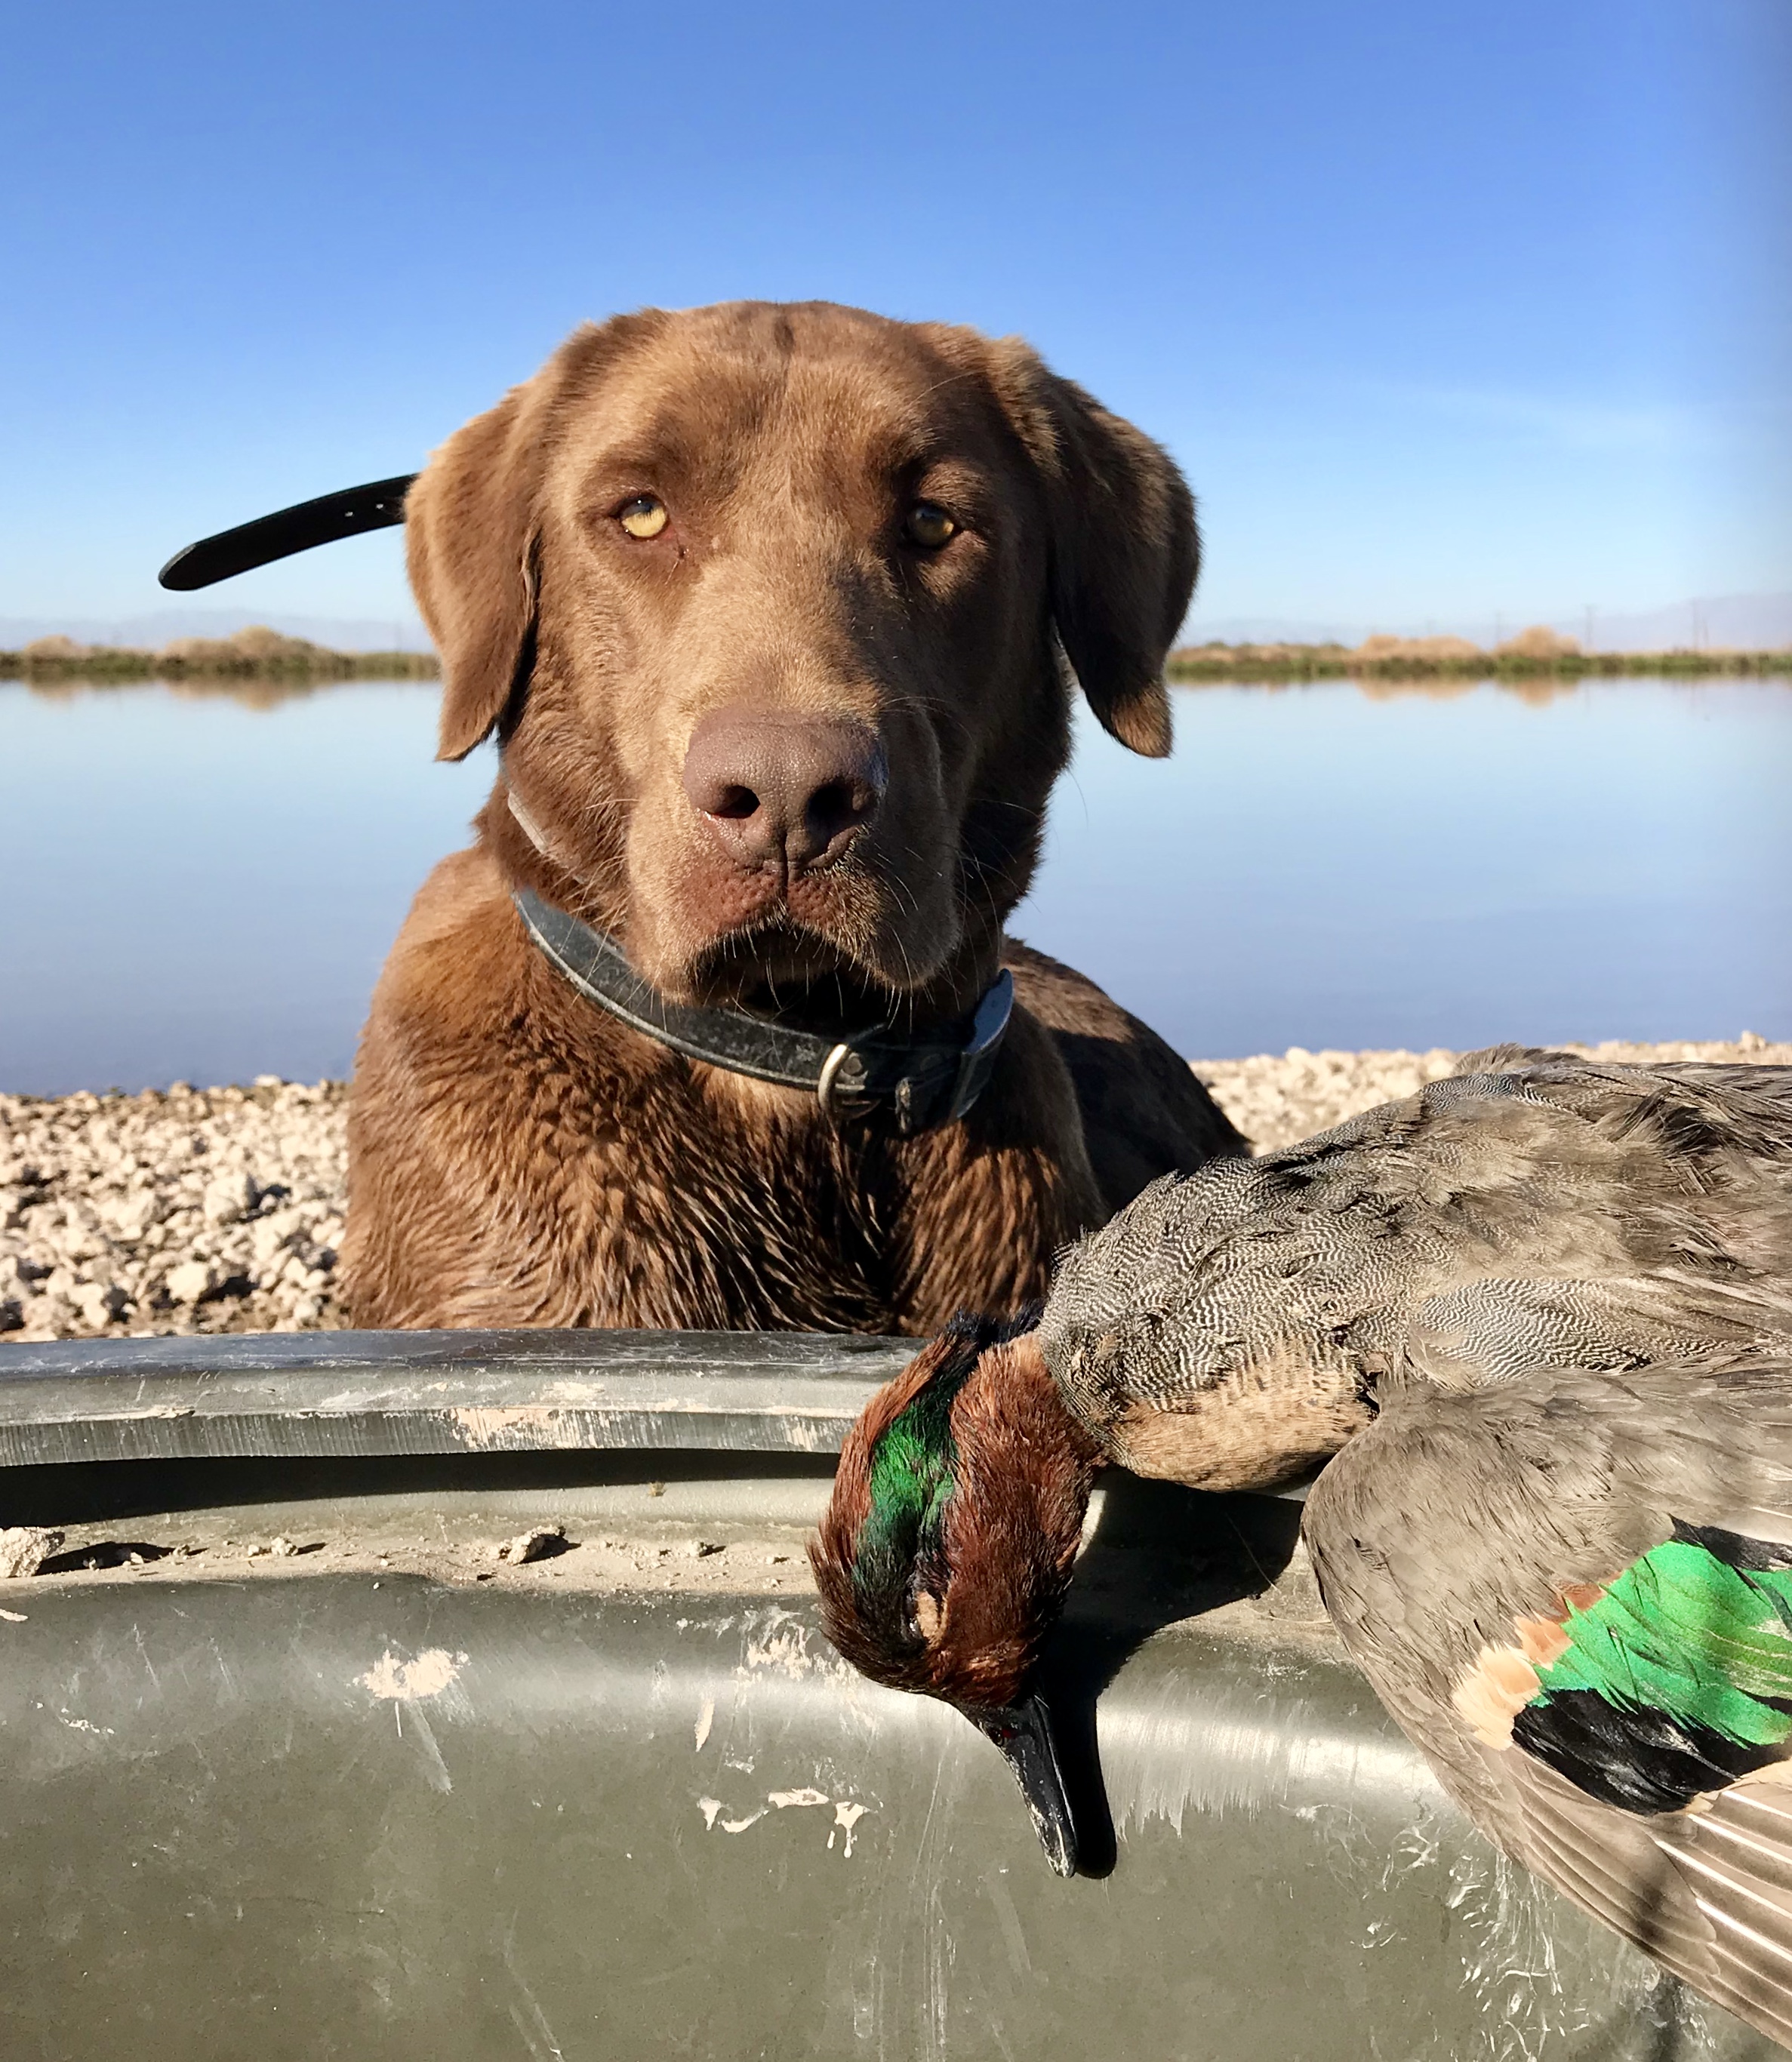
[
  {"left": 1, "top": 623, "right": 1785, "bottom": 703},
  {"left": 1167, "top": 623, "right": 1787, "bottom": 682},
  {"left": 2, "top": 626, "right": 438, "bottom": 684}
]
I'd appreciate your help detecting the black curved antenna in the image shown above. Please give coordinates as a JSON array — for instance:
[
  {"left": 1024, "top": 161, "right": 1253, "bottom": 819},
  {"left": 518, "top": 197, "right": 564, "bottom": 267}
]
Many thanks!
[{"left": 158, "top": 474, "right": 418, "bottom": 591}]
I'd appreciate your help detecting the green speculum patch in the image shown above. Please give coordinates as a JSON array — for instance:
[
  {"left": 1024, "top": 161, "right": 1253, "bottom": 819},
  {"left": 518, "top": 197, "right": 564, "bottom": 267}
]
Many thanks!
[
  {"left": 1538, "top": 1540, "right": 1792, "bottom": 1743},
  {"left": 1511, "top": 1527, "right": 1792, "bottom": 1814}
]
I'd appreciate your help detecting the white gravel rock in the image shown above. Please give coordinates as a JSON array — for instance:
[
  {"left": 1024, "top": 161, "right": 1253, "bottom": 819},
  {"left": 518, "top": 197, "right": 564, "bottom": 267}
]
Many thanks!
[
  {"left": 2, "top": 1039, "right": 1784, "bottom": 1342},
  {"left": 498, "top": 1525, "right": 567, "bottom": 1566},
  {"left": 0, "top": 1527, "right": 64, "bottom": 1580},
  {"left": 162, "top": 1260, "right": 217, "bottom": 1306}
]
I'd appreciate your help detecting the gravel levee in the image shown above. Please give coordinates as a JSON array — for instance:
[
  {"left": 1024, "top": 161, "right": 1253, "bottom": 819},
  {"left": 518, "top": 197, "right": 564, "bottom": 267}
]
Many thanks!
[
  {"left": 2, "top": 1077, "right": 347, "bottom": 1342},
  {"left": 4, "top": 1036, "right": 1785, "bottom": 1344}
]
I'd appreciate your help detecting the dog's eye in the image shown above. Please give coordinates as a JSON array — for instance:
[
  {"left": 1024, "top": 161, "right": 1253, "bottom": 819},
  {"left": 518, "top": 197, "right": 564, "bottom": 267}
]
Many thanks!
[
  {"left": 617, "top": 495, "right": 670, "bottom": 540},
  {"left": 904, "top": 502, "right": 957, "bottom": 549}
]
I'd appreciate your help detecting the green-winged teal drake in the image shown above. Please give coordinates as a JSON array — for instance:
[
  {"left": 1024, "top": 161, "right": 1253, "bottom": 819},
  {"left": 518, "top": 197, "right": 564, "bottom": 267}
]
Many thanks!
[{"left": 811, "top": 1049, "right": 1792, "bottom": 2043}]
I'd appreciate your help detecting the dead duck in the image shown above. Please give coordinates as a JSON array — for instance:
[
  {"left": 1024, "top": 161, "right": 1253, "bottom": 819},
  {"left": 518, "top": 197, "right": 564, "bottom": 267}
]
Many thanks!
[{"left": 811, "top": 1050, "right": 1792, "bottom": 2039}]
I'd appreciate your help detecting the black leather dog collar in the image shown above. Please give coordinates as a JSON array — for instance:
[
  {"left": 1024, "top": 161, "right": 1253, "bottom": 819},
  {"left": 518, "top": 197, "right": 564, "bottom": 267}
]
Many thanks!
[
  {"left": 513, "top": 888, "right": 1013, "bottom": 1137},
  {"left": 159, "top": 476, "right": 417, "bottom": 590}
]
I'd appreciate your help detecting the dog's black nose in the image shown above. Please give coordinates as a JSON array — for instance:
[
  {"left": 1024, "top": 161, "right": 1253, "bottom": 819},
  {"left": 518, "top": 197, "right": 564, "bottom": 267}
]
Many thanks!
[{"left": 682, "top": 709, "right": 887, "bottom": 870}]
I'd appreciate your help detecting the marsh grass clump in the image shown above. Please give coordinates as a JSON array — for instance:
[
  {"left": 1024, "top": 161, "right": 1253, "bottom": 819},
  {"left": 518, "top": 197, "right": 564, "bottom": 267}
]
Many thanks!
[
  {"left": 1166, "top": 632, "right": 1788, "bottom": 685},
  {"left": 4, "top": 628, "right": 439, "bottom": 685},
  {"left": 1495, "top": 624, "right": 1581, "bottom": 661}
]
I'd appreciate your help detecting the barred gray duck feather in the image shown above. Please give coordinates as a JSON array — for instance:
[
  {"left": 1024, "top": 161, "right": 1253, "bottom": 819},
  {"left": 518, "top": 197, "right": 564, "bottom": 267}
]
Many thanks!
[{"left": 1039, "top": 1048, "right": 1792, "bottom": 1490}]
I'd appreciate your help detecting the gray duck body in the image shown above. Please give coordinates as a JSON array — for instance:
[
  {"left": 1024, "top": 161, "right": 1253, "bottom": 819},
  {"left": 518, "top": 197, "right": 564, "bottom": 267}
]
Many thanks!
[{"left": 1039, "top": 1048, "right": 1792, "bottom": 1488}]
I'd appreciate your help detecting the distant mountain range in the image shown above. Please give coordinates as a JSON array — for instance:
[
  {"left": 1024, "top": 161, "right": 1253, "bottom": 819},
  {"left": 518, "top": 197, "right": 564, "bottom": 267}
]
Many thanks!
[
  {"left": 0, "top": 609, "right": 435, "bottom": 653},
  {"left": 3, "top": 593, "right": 1787, "bottom": 657}
]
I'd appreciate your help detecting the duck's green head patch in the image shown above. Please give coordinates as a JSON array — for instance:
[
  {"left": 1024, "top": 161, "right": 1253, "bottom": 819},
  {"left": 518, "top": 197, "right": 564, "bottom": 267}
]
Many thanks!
[
  {"left": 854, "top": 1356, "right": 968, "bottom": 1623},
  {"left": 1456, "top": 1522, "right": 1792, "bottom": 1814}
]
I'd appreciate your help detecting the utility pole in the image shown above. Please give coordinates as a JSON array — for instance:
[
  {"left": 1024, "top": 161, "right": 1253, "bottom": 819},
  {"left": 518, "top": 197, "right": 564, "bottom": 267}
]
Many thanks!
[{"left": 1584, "top": 605, "right": 1595, "bottom": 654}]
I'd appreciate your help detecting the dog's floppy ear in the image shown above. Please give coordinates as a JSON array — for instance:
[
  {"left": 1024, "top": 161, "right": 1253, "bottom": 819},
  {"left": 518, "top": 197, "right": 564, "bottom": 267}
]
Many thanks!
[
  {"left": 982, "top": 340, "right": 1198, "bottom": 759},
  {"left": 406, "top": 378, "right": 547, "bottom": 764},
  {"left": 408, "top": 315, "right": 660, "bottom": 763}
]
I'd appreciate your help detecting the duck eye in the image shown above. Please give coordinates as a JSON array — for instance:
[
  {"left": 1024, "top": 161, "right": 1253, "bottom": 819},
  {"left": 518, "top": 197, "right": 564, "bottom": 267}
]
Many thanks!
[
  {"left": 617, "top": 494, "right": 669, "bottom": 540},
  {"left": 904, "top": 502, "right": 957, "bottom": 549}
]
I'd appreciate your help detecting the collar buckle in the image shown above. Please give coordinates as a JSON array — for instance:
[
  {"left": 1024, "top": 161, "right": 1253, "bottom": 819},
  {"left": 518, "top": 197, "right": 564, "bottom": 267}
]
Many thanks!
[
  {"left": 816, "top": 1041, "right": 876, "bottom": 1125},
  {"left": 816, "top": 968, "right": 1015, "bottom": 1134}
]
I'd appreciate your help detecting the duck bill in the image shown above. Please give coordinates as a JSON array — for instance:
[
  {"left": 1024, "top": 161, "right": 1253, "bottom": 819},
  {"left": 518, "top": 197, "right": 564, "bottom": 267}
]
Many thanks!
[{"left": 966, "top": 1693, "right": 1079, "bottom": 1877}]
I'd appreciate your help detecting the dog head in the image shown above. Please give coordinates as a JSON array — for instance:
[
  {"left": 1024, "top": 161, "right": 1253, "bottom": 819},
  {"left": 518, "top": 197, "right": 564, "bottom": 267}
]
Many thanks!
[{"left": 407, "top": 300, "right": 1196, "bottom": 1016}]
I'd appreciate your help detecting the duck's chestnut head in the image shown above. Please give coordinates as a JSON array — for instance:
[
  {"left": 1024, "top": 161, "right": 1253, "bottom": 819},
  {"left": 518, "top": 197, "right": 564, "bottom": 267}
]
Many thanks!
[{"left": 811, "top": 1313, "right": 1101, "bottom": 1873}]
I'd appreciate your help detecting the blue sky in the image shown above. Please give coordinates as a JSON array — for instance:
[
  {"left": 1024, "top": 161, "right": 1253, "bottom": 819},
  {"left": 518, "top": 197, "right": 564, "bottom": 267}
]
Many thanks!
[{"left": 5, "top": 0, "right": 1786, "bottom": 637}]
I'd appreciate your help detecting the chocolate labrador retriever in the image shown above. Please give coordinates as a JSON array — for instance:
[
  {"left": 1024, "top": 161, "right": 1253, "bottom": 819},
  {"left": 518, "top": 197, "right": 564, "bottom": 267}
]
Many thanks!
[{"left": 343, "top": 300, "right": 1243, "bottom": 1333}]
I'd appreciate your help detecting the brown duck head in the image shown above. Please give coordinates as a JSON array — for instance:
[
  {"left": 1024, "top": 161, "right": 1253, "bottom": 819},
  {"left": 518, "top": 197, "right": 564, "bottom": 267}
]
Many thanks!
[{"left": 811, "top": 1313, "right": 1101, "bottom": 1873}]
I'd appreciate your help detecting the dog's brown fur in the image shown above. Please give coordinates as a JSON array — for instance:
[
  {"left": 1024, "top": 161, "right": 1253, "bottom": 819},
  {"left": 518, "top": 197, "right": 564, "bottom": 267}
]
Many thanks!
[{"left": 343, "top": 300, "right": 1243, "bottom": 1334}]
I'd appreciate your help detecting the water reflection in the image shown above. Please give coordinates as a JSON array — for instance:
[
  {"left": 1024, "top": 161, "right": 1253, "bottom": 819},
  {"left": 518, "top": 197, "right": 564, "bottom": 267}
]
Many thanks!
[
  {"left": 1347, "top": 674, "right": 1587, "bottom": 706},
  {"left": 14, "top": 674, "right": 402, "bottom": 713},
  {"left": 15, "top": 668, "right": 1651, "bottom": 712},
  {"left": 3, "top": 675, "right": 1787, "bottom": 1095}
]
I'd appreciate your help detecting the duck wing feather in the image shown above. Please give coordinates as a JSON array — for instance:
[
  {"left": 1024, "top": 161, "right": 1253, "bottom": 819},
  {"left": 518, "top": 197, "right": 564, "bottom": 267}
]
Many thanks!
[{"left": 1305, "top": 1353, "right": 1792, "bottom": 2048}]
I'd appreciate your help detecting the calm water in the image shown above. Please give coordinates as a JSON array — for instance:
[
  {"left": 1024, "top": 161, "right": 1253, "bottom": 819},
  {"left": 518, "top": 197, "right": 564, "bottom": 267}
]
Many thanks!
[{"left": 3, "top": 676, "right": 1787, "bottom": 1097}]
